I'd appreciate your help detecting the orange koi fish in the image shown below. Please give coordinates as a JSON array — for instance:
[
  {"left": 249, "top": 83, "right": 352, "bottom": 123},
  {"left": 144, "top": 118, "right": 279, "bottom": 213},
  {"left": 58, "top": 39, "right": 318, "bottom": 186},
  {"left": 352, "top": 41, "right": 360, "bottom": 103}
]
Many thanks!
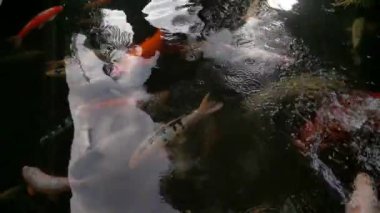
[
  {"left": 129, "top": 30, "right": 163, "bottom": 59},
  {"left": 129, "top": 93, "right": 223, "bottom": 169},
  {"left": 104, "top": 29, "right": 164, "bottom": 79},
  {"left": 10, "top": 6, "right": 64, "bottom": 47}
]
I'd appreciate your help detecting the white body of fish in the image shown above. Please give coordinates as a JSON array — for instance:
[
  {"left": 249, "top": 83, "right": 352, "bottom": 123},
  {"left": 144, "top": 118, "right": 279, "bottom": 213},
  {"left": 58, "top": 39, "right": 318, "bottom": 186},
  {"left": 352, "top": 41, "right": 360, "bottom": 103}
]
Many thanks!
[{"left": 346, "top": 173, "right": 380, "bottom": 213}]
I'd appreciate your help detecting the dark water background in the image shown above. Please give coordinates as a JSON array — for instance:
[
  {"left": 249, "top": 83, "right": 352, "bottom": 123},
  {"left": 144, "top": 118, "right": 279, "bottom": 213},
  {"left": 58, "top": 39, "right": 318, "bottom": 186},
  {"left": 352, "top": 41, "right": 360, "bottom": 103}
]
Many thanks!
[{"left": 0, "top": 0, "right": 379, "bottom": 212}]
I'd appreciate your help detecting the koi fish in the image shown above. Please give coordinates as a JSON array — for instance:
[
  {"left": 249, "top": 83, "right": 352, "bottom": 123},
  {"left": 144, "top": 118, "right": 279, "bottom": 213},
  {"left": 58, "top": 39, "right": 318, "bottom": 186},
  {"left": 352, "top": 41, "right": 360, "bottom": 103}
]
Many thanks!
[
  {"left": 351, "top": 17, "right": 365, "bottom": 65},
  {"left": 45, "top": 59, "right": 65, "bottom": 77},
  {"left": 128, "top": 93, "right": 223, "bottom": 169},
  {"left": 46, "top": 68, "right": 66, "bottom": 77},
  {"left": 10, "top": 6, "right": 64, "bottom": 48},
  {"left": 83, "top": 0, "right": 112, "bottom": 10},
  {"left": 0, "top": 185, "right": 24, "bottom": 200},
  {"left": 369, "top": 92, "right": 380, "bottom": 99},
  {"left": 346, "top": 173, "right": 380, "bottom": 213},
  {"left": 22, "top": 166, "right": 70, "bottom": 196},
  {"left": 129, "top": 30, "right": 163, "bottom": 59},
  {"left": 104, "top": 30, "right": 164, "bottom": 79}
]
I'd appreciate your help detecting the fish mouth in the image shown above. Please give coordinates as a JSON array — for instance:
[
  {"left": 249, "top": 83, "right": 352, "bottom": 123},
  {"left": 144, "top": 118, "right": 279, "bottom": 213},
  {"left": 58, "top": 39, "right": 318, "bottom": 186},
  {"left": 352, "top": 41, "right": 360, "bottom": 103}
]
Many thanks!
[
  {"left": 111, "top": 64, "right": 128, "bottom": 80},
  {"left": 102, "top": 63, "right": 126, "bottom": 80}
]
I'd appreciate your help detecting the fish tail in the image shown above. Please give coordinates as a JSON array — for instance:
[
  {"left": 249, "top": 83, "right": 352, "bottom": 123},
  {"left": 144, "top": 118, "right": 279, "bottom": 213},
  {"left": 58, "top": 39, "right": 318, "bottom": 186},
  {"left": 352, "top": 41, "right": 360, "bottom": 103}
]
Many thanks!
[{"left": 197, "top": 93, "right": 223, "bottom": 116}]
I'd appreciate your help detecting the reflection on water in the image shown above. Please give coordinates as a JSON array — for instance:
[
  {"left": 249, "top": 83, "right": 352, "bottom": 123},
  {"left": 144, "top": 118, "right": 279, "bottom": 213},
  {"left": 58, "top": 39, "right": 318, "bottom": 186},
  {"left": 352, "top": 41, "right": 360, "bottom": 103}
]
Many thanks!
[{"left": 0, "top": 0, "right": 380, "bottom": 212}]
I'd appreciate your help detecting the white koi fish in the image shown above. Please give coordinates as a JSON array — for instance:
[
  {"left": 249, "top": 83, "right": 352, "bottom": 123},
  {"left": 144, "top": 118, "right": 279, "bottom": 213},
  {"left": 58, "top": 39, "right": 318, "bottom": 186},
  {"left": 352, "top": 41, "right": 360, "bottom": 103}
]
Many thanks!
[
  {"left": 128, "top": 93, "right": 223, "bottom": 169},
  {"left": 346, "top": 173, "right": 380, "bottom": 213},
  {"left": 22, "top": 166, "right": 70, "bottom": 196}
]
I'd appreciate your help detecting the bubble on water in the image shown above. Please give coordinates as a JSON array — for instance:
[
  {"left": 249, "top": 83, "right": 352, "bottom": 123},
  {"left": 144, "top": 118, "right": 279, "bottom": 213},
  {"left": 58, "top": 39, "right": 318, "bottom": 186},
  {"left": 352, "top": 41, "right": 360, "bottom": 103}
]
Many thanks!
[
  {"left": 142, "top": 0, "right": 204, "bottom": 36},
  {"left": 267, "top": 0, "right": 298, "bottom": 11}
]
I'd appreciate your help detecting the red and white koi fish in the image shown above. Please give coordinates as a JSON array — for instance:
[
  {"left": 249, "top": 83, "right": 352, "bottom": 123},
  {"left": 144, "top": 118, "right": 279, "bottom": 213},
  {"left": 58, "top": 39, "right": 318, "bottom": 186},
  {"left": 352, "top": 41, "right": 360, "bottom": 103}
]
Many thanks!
[
  {"left": 346, "top": 173, "right": 380, "bottom": 213},
  {"left": 128, "top": 93, "right": 223, "bottom": 169},
  {"left": 294, "top": 91, "right": 380, "bottom": 154},
  {"left": 22, "top": 166, "right": 70, "bottom": 196},
  {"left": 10, "top": 6, "right": 64, "bottom": 48}
]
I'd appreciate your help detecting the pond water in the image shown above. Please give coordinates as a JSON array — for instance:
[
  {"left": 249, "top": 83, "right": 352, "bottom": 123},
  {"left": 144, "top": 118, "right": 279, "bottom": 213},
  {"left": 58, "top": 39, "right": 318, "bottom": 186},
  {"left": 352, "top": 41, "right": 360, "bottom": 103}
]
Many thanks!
[{"left": 0, "top": 0, "right": 379, "bottom": 212}]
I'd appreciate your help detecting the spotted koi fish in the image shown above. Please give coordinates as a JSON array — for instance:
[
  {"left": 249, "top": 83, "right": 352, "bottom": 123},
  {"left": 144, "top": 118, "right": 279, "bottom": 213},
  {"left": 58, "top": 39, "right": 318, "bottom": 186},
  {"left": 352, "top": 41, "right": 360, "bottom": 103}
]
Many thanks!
[{"left": 128, "top": 93, "right": 223, "bottom": 169}]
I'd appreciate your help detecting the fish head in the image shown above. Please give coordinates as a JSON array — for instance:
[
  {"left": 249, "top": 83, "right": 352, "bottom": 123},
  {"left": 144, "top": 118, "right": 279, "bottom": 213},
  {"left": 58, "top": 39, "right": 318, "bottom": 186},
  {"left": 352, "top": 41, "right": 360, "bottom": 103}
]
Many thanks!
[
  {"left": 354, "top": 173, "right": 374, "bottom": 190},
  {"left": 103, "top": 51, "right": 158, "bottom": 87}
]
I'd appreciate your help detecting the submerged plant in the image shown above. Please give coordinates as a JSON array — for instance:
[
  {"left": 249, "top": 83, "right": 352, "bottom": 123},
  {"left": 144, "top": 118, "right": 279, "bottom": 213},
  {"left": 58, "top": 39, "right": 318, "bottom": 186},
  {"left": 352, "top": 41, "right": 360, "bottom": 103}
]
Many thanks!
[{"left": 242, "top": 73, "right": 346, "bottom": 112}]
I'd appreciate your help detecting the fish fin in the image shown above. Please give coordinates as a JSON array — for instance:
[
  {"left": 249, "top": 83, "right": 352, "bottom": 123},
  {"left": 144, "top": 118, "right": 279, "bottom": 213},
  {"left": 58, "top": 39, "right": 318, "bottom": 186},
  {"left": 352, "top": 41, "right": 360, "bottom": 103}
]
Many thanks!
[
  {"left": 128, "top": 139, "right": 164, "bottom": 169},
  {"left": 197, "top": 93, "right": 223, "bottom": 115},
  {"left": 26, "top": 185, "right": 36, "bottom": 197},
  {"left": 49, "top": 15, "right": 57, "bottom": 22},
  {"left": 8, "top": 36, "right": 22, "bottom": 49}
]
